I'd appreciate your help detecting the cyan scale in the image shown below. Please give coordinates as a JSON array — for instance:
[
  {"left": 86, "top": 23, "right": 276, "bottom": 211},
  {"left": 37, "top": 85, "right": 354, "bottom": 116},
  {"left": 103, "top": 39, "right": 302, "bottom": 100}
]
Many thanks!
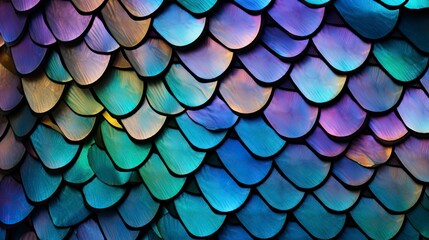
[{"left": 0, "top": 0, "right": 429, "bottom": 239}]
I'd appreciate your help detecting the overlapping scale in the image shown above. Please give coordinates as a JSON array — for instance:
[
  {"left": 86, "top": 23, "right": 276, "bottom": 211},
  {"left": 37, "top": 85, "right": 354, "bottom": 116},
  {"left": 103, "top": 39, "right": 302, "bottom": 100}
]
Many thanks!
[
  {"left": 220, "top": 69, "right": 272, "bottom": 114},
  {"left": 334, "top": 0, "right": 399, "bottom": 39},
  {"left": 153, "top": 3, "right": 205, "bottom": 47},
  {"left": 268, "top": 0, "right": 324, "bottom": 37},
  {"left": 314, "top": 176, "right": 360, "bottom": 212},
  {"left": 370, "top": 165, "right": 422, "bottom": 212},
  {"left": 157, "top": 212, "right": 195, "bottom": 239},
  {"left": 306, "top": 127, "right": 348, "bottom": 158},
  {"left": 195, "top": 164, "right": 250, "bottom": 212},
  {"left": 0, "top": 176, "right": 33, "bottom": 225},
  {"left": 125, "top": 39, "right": 172, "bottom": 77},
  {"left": 235, "top": 117, "right": 285, "bottom": 157},
  {"left": 397, "top": 88, "right": 429, "bottom": 133},
  {"left": 101, "top": 121, "right": 151, "bottom": 170},
  {"left": 369, "top": 112, "right": 408, "bottom": 142},
  {"left": 121, "top": 0, "right": 163, "bottom": 17},
  {"left": 60, "top": 41, "right": 110, "bottom": 86},
  {"left": 64, "top": 83, "right": 103, "bottom": 116},
  {"left": 374, "top": 39, "right": 428, "bottom": 82},
  {"left": 165, "top": 64, "right": 216, "bottom": 108},
  {"left": 404, "top": 0, "right": 429, "bottom": 9},
  {"left": 88, "top": 144, "right": 131, "bottom": 186},
  {"left": 313, "top": 25, "right": 370, "bottom": 72},
  {"left": 8, "top": 104, "right": 37, "bottom": 138},
  {"left": 176, "top": 113, "right": 227, "bottom": 150},
  {"left": 0, "top": 126, "right": 25, "bottom": 171},
  {"left": 257, "top": 168, "right": 304, "bottom": 211},
  {"left": 395, "top": 137, "right": 429, "bottom": 182},
  {"left": 0, "top": 62, "right": 22, "bottom": 112},
  {"left": 93, "top": 68, "right": 143, "bottom": 116},
  {"left": 29, "top": 11, "right": 56, "bottom": 46},
  {"left": 11, "top": 0, "right": 40, "bottom": 12},
  {"left": 236, "top": 195, "right": 287, "bottom": 239},
  {"left": 294, "top": 194, "right": 346, "bottom": 239},
  {"left": 84, "top": 16, "right": 119, "bottom": 53},
  {"left": 217, "top": 224, "right": 253, "bottom": 240},
  {"left": 118, "top": 184, "right": 160, "bottom": 228},
  {"left": 210, "top": 3, "right": 260, "bottom": 50},
  {"left": 63, "top": 141, "right": 94, "bottom": 185},
  {"left": 399, "top": 11, "right": 429, "bottom": 53},
  {"left": 175, "top": 193, "right": 226, "bottom": 237},
  {"left": 11, "top": 33, "right": 47, "bottom": 75},
  {"left": 45, "top": 51, "right": 72, "bottom": 83},
  {"left": 177, "top": 37, "right": 233, "bottom": 80},
  {"left": 33, "top": 207, "right": 69, "bottom": 240},
  {"left": 71, "top": 0, "right": 105, "bottom": 12},
  {"left": 264, "top": 89, "right": 317, "bottom": 138},
  {"left": 407, "top": 203, "right": 429, "bottom": 238},
  {"left": 234, "top": 0, "right": 271, "bottom": 11},
  {"left": 176, "top": 0, "right": 217, "bottom": 14},
  {"left": 0, "top": 1, "right": 26, "bottom": 44},
  {"left": 75, "top": 218, "right": 104, "bottom": 239},
  {"left": 187, "top": 96, "right": 238, "bottom": 131},
  {"left": 332, "top": 156, "right": 374, "bottom": 187},
  {"left": 155, "top": 127, "right": 205, "bottom": 175},
  {"left": 45, "top": 0, "right": 92, "bottom": 42},
  {"left": 337, "top": 227, "right": 367, "bottom": 240},
  {"left": 275, "top": 144, "right": 330, "bottom": 189},
  {"left": 216, "top": 138, "right": 272, "bottom": 185},
  {"left": 261, "top": 26, "right": 308, "bottom": 59},
  {"left": 20, "top": 154, "right": 62, "bottom": 203},
  {"left": 377, "top": 0, "right": 407, "bottom": 7},
  {"left": 83, "top": 177, "right": 126, "bottom": 209},
  {"left": 346, "top": 135, "right": 392, "bottom": 167},
  {"left": 291, "top": 56, "right": 347, "bottom": 104},
  {"left": 101, "top": 0, "right": 151, "bottom": 48},
  {"left": 146, "top": 80, "right": 184, "bottom": 115},
  {"left": 31, "top": 124, "right": 80, "bottom": 170},
  {"left": 121, "top": 98, "right": 166, "bottom": 140},
  {"left": 238, "top": 44, "right": 290, "bottom": 83},
  {"left": 98, "top": 211, "right": 140, "bottom": 240},
  {"left": 139, "top": 153, "right": 186, "bottom": 200},
  {"left": 351, "top": 197, "right": 404, "bottom": 239},
  {"left": 278, "top": 222, "right": 313, "bottom": 240}
]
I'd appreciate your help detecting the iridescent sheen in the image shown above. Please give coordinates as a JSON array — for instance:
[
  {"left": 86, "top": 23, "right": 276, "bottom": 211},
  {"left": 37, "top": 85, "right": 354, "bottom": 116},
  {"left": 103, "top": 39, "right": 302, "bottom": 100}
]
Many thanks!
[
  {"left": 236, "top": 195, "right": 287, "bottom": 239},
  {"left": 395, "top": 137, "right": 429, "bottom": 182},
  {"left": 45, "top": 51, "right": 72, "bottom": 83},
  {"left": 85, "top": 16, "right": 119, "bottom": 53},
  {"left": 76, "top": 219, "right": 104, "bottom": 239},
  {"left": 0, "top": 1, "right": 26, "bottom": 43},
  {"left": 153, "top": 3, "right": 205, "bottom": 47},
  {"left": 332, "top": 157, "right": 374, "bottom": 187},
  {"left": 216, "top": 138, "right": 272, "bottom": 185},
  {"left": 407, "top": 204, "right": 429, "bottom": 238},
  {"left": 378, "top": 0, "right": 406, "bottom": 7},
  {"left": 45, "top": 0, "right": 92, "bottom": 42},
  {"left": 20, "top": 154, "right": 62, "bottom": 203},
  {"left": 264, "top": 89, "right": 318, "bottom": 138},
  {"left": 278, "top": 222, "right": 312, "bottom": 240},
  {"left": 0, "top": 63, "right": 22, "bottom": 112},
  {"left": 101, "top": 0, "right": 151, "bottom": 48},
  {"left": 165, "top": 64, "right": 216, "bottom": 107},
  {"left": 195, "top": 165, "right": 250, "bottom": 212},
  {"left": 8, "top": 104, "right": 37, "bottom": 137},
  {"left": 268, "top": 0, "right": 324, "bottom": 37},
  {"left": 261, "top": 26, "right": 309, "bottom": 59},
  {"left": 157, "top": 212, "right": 195, "bottom": 240},
  {"left": 275, "top": 144, "right": 330, "bottom": 189},
  {"left": 238, "top": 44, "right": 290, "bottom": 83},
  {"left": 291, "top": 56, "right": 346, "bottom": 104},
  {"left": 64, "top": 83, "right": 104, "bottom": 116},
  {"left": 235, "top": 117, "right": 285, "bottom": 158},
  {"left": 101, "top": 120, "right": 151, "bottom": 170},
  {"left": 217, "top": 224, "right": 253, "bottom": 240},
  {"left": 405, "top": 0, "right": 429, "bottom": 9},
  {"left": 29, "top": 11, "right": 55, "bottom": 46},
  {"left": 348, "top": 66, "right": 402, "bottom": 112},
  {"left": 397, "top": 88, "right": 429, "bottom": 133},
  {"left": 98, "top": 211, "right": 139, "bottom": 240},
  {"left": 177, "top": 37, "right": 233, "bottom": 80},
  {"left": 176, "top": 0, "right": 217, "bottom": 14},
  {"left": 334, "top": 0, "right": 399, "bottom": 39},
  {"left": 369, "top": 112, "right": 408, "bottom": 142},
  {"left": 124, "top": 39, "right": 172, "bottom": 77},
  {"left": 60, "top": 41, "right": 110, "bottom": 85},
  {"left": 0, "top": 176, "right": 34, "bottom": 225},
  {"left": 139, "top": 153, "right": 186, "bottom": 200},
  {"left": 83, "top": 178, "right": 126, "bottom": 209},
  {"left": 257, "top": 169, "right": 304, "bottom": 211},
  {"left": 294, "top": 194, "right": 346, "bottom": 239},
  {"left": 121, "top": 99, "right": 167, "bottom": 140},
  {"left": 10, "top": 0, "right": 40, "bottom": 11},
  {"left": 71, "top": 0, "right": 104, "bottom": 12},
  {"left": 220, "top": 69, "right": 272, "bottom": 114},
  {"left": 314, "top": 176, "right": 360, "bottom": 211},
  {"left": 31, "top": 124, "right": 80, "bottom": 169},
  {"left": 155, "top": 128, "right": 205, "bottom": 175},
  {"left": 33, "top": 207, "right": 69, "bottom": 240},
  {"left": 313, "top": 25, "right": 370, "bottom": 72},
  {"left": 351, "top": 198, "right": 404, "bottom": 239},
  {"left": 319, "top": 94, "right": 366, "bottom": 138},
  {"left": 11, "top": 33, "right": 47, "bottom": 75},
  {"left": 0, "top": 127, "right": 25, "bottom": 170},
  {"left": 146, "top": 80, "right": 184, "bottom": 115},
  {"left": 121, "top": 0, "right": 163, "bottom": 17},
  {"left": 373, "top": 39, "right": 428, "bottom": 82},
  {"left": 63, "top": 141, "right": 94, "bottom": 185},
  {"left": 233, "top": 0, "right": 271, "bottom": 11},
  {"left": 93, "top": 69, "right": 143, "bottom": 116},
  {"left": 306, "top": 127, "right": 348, "bottom": 158},
  {"left": 346, "top": 135, "right": 392, "bottom": 167},
  {"left": 210, "top": 3, "right": 261, "bottom": 49}
]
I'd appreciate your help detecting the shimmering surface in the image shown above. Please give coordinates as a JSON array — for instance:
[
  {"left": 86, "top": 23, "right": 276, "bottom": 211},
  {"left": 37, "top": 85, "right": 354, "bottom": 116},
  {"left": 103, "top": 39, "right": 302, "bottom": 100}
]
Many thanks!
[
  {"left": 45, "top": 51, "right": 72, "bottom": 83},
  {"left": 0, "top": 176, "right": 34, "bottom": 225},
  {"left": 210, "top": 3, "right": 261, "bottom": 49},
  {"left": 268, "top": 0, "right": 324, "bottom": 37},
  {"left": 76, "top": 219, "right": 104, "bottom": 239},
  {"left": 0, "top": 127, "right": 25, "bottom": 170},
  {"left": 306, "top": 127, "right": 348, "bottom": 158},
  {"left": 101, "top": 0, "right": 151, "bottom": 48},
  {"left": 369, "top": 112, "right": 408, "bottom": 142},
  {"left": 176, "top": 0, "right": 217, "bottom": 14},
  {"left": 125, "top": 39, "right": 172, "bottom": 77},
  {"left": 314, "top": 176, "right": 360, "bottom": 211},
  {"left": 8, "top": 104, "right": 37, "bottom": 137},
  {"left": 83, "top": 178, "right": 126, "bottom": 209},
  {"left": 291, "top": 56, "right": 346, "bottom": 103},
  {"left": 346, "top": 135, "right": 392, "bottom": 167},
  {"left": 11, "top": 33, "right": 47, "bottom": 75},
  {"left": 121, "top": 0, "right": 163, "bottom": 17},
  {"left": 264, "top": 89, "right": 318, "bottom": 138},
  {"left": 234, "top": 0, "right": 271, "bottom": 11},
  {"left": 64, "top": 83, "right": 104, "bottom": 116},
  {"left": 63, "top": 141, "right": 94, "bottom": 185},
  {"left": 319, "top": 94, "right": 366, "bottom": 138},
  {"left": 0, "top": 1, "right": 26, "bottom": 43},
  {"left": 29, "top": 11, "right": 55, "bottom": 46},
  {"left": 397, "top": 88, "right": 429, "bottom": 133},
  {"left": 395, "top": 137, "right": 429, "bottom": 182},
  {"left": 146, "top": 80, "right": 184, "bottom": 115},
  {"left": 45, "top": 0, "right": 92, "bottom": 42},
  {"left": 262, "top": 26, "right": 309, "bottom": 59},
  {"left": 332, "top": 156, "right": 374, "bottom": 187},
  {"left": 0, "top": 63, "right": 22, "bottom": 112},
  {"left": 177, "top": 37, "right": 233, "bottom": 80},
  {"left": 11, "top": 0, "right": 40, "bottom": 12},
  {"left": 84, "top": 16, "right": 119, "bottom": 53},
  {"left": 93, "top": 69, "right": 143, "bottom": 116},
  {"left": 313, "top": 25, "right": 370, "bottom": 72},
  {"left": 98, "top": 211, "right": 139, "bottom": 240},
  {"left": 33, "top": 207, "right": 69, "bottom": 240},
  {"left": 373, "top": 39, "right": 428, "bottom": 82},
  {"left": 71, "top": 0, "right": 104, "bottom": 12},
  {"left": 154, "top": 3, "right": 205, "bottom": 47}
]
